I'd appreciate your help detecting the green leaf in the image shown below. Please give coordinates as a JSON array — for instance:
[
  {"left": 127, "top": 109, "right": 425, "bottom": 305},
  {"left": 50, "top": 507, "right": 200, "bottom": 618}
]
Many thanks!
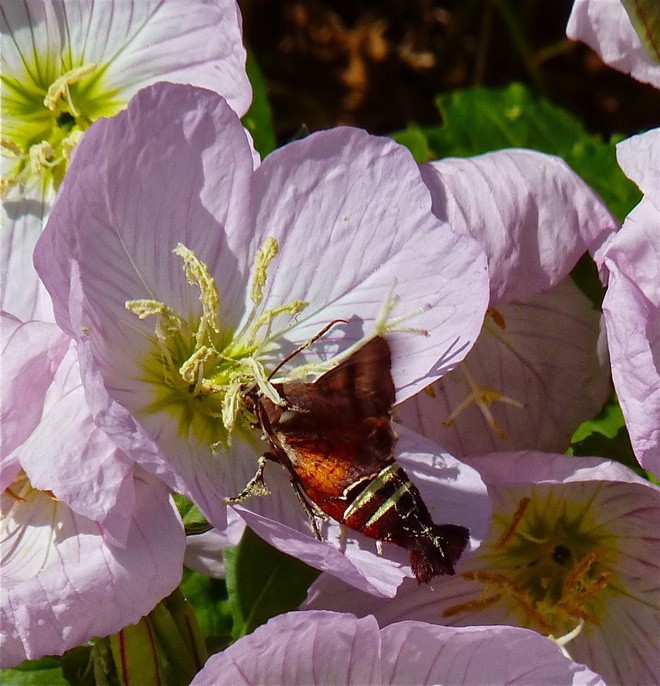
[
  {"left": 392, "top": 83, "right": 641, "bottom": 221},
  {"left": 0, "top": 657, "right": 68, "bottom": 685},
  {"left": 242, "top": 51, "right": 277, "bottom": 159},
  {"left": 224, "top": 528, "right": 320, "bottom": 640},
  {"left": 180, "top": 568, "right": 234, "bottom": 655},
  {"left": 620, "top": 0, "right": 660, "bottom": 63},
  {"left": 172, "top": 493, "right": 211, "bottom": 535},
  {"left": 61, "top": 646, "right": 95, "bottom": 686},
  {"left": 569, "top": 397, "right": 649, "bottom": 477},
  {"left": 571, "top": 396, "right": 625, "bottom": 444}
]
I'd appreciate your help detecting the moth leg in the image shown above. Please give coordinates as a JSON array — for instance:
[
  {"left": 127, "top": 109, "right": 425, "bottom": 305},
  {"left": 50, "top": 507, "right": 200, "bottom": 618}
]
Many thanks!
[
  {"left": 225, "top": 452, "right": 274, "bottom": 504},
  {"left": 287, "top": 475, "right": 328, "bottom": 541}
]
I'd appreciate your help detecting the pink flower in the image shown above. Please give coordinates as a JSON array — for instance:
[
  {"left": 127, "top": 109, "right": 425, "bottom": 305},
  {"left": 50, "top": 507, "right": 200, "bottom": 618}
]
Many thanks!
[
  {"left": 0, "top": 313, "right": 185, "bottom": 666},
  {"left": 191, "top": 610, "right": 604, "bottom": 685},
  {"left": 1, "top": 0, "right": 251, "bottom": 322},
  {"left": 567, "top": 0, "right": 660, "bottom": 89},
  {"left": 598, "top": 128, "right": 660, "bottom": 476},
  {"left": 396, "top": 150, "right": 616, "bottom": 457},
  {"left": 305, "top": 452, "right": 660, "bottom": 685},
  {"left": 34, "top": 81, "right": 491, "bottom": 595}
]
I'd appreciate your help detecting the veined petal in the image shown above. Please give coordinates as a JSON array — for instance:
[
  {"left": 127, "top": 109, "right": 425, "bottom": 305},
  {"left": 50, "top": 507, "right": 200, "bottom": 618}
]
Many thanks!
[
  {"left": 191, "top": 611, "right": 605, "bottom": 686},
  {"left": 600, "top": 130, "right": 660, "bottom": 474},
  {"left": 1, "top": 0, "right": 250, "bottom": 323},
  {"left": 601, "top": 202, "right": 660, "bottom": 475},
  {"left": 397, "top": 278, "right": 610, "bottom": 457},
  {"left": 192, "top": 612, "right": 383, "bottom": 685},
  {"left": 0, "top": 188, "right": 55, "bottom": 322},
  {"left": 35, "top": 83, "right": 257, "bottom": 527},
  {"left": 53, "top": 0, "right": 250, "bottom": 116},
  {"left": 248, "top": 127, "right": 489, "bottom": 400},
  {"left": 1, "top": 0, "right": 251, "bottom": 118},
  {"left": 567, "top": 0, "right": 660, "bottom": 89},
  {"left": 380, "top": 622, "right": 604, "bottom": 686},
  {"left": 419, "top": 149, "right": 619, "bottom": 303},
  {"left": 0, "top": 468, "right": 185, "bottom": 667},
  {"left": 16, "top": 345, "right": 135, "bottom": 545},
  {"left": 306, "top": 453, "right": 660, "bottom": 686},
  {"left": 0, "top": 314, "right": 68, "bottom": 464},
  {"left": 616, "top": 129, "right": 660, "bottom": 202}
]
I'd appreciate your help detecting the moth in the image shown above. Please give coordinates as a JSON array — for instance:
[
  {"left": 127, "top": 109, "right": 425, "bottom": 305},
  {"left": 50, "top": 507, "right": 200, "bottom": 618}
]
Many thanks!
[{"left": 240, "top": 335, "right": 470, "bottom": 583}]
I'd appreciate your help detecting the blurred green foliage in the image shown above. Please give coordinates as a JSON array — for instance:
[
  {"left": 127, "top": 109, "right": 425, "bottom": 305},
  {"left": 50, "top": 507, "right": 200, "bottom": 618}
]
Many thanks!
[{"left": 393, "top": 83, "right": 641, "bottom": 222}]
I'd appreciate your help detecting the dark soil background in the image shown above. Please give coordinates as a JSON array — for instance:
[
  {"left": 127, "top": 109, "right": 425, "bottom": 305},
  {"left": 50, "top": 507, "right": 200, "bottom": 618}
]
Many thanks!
[{"left": 238, "top": 0, "right": 660, "bottom": 144}]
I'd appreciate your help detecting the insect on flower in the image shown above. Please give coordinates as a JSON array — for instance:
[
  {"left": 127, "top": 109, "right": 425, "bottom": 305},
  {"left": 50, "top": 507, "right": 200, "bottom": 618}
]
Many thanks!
[{"left": 234, "top": 329, "right": 470, "bottom": 583}]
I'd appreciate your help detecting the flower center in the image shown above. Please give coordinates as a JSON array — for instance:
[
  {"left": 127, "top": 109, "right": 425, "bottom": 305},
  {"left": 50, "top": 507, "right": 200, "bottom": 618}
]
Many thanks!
[
  {"left": 2, "top": 60, "right": 122, "bottom": 196},
  {"left": 444, "top": 493, "right": 616, "bottom": 638},
  {"left": 126, "top": 239, "right": 309, "bottom": 451},
  {"left": 1, "top": 470, "right": 60, "bottom": 582}
]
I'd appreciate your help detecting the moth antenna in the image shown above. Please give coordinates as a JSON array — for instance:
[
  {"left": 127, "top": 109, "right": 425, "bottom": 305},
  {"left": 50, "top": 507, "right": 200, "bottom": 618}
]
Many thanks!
[{"left": 267, "top": 319, "right": 348, "bottom": 380}]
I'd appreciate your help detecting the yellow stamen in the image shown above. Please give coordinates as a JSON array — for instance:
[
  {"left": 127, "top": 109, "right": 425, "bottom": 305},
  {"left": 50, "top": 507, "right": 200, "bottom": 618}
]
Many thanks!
[
  {"left": 442, "top": 593, "right": 502, "bottom": 617},
  {"left": 43, "top": 63, "right": 98, "bottom": 115},
  {"left": 1, "top": 138, "right": 22, "bottom": 156},
  {"left": 463, "top": 570, "right": 558, "bottom": 633},
  {"left": 250, "top": 236, "right": 279, "bottom": 305},
  {"left": 442, "top": 363, "right": 523, "bottom": 439},
  {"left": 495, "top": 497, "right": 531, "bottom": 548},
  {"left": 62, "top": 129, "right": 84, "bottom": 160},
  {"left": 173, "top": 243, "right": 221, "bottom": 347},
  {"left": 179, "top": 346, "right": 218, "bottom": 388},
  {"left": 3, "top": 487, "right": 26, "bottom": 502},
  {"left": 0, "top": 177, "right": 18, "bottom": 198},
  {"left": 29, "top": 141, "right": 56, "bottom": 174},
  {"left": 374, "top": 282, "right": 429, "bottom": 336}
]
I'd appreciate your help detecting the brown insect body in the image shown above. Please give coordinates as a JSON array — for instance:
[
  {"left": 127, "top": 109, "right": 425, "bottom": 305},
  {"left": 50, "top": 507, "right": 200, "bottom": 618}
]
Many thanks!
[{"left": 250, "top": 336, "right": 469, "bottom": 583}]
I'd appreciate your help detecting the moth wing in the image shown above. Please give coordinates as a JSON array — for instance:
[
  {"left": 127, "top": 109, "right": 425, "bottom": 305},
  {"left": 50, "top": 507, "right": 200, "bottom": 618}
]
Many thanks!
[
  {"left": 280, "top": 422, "right": 394, "bottom": 499},
  {"left": 311, "top": 336, "right": 395, "bottom": 420}
]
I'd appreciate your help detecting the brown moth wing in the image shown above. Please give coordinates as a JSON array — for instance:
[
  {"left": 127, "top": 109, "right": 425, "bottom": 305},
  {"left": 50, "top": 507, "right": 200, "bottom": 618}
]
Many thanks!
[
  {"left": 274, "top": 335, "right": 395, "bottom": 424},
  {"left": 259, "top": 337, "right": 396, "bottom": 494}
]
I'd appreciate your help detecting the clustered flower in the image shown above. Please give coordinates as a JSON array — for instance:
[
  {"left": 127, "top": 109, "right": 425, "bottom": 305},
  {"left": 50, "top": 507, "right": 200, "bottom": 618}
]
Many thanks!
[{"left": 1, "top": 1, "right": 658, "bottom": 684}]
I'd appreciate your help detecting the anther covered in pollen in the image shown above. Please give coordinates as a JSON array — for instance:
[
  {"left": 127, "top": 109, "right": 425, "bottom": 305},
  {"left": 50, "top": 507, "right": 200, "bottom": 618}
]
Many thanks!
[
  {"left": 442, "top": 362, "right": 524, "bottom": 441},
  {"left": 125, "top": 238, "right": 309, "bottom": 452},
  {"left": 444, "top": 488, "right": 615, "bottom": 640},
  {"left": 1, "top": 61, "right": 117, "bottom": 196}
]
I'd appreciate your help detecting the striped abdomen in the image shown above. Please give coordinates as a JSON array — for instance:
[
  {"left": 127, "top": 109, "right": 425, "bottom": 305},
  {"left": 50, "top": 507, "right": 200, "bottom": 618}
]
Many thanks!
[{"left": 337, "top": 460, "right": 469, "bottom": 582}]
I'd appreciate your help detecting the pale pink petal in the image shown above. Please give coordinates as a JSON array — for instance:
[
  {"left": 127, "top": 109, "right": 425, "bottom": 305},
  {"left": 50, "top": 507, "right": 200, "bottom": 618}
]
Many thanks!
[
  {"left": 601, "top": 199, "right": 660, "bottom": 474},
  {"left": 397, "top": 278, "right": 610, "bottom": 457},
  {"left": 35, "top": 83, "right": 257, "bottom": 528},
  {"left": 419, "top": 149, "right": 619, "bottom": 303},
  {"left": 381, "top": 622, "right": 604, "bottom": 685},
  {"left": 248, "top": 127, "right": 489, "bottom": 400},
  {"left": 36, "top": 82, "right": 490, "bottom": 557},
  {"left": 0, "top": 468, "right": 185, "bottom": 667},
  {"left": 567, "top": 0, "right": 660, "bottom": 89},
  {"left": 0, "top": 315, "right": 68, "bottom": 465},
  {"left": 0, "top": 190, "right": 55, "bottom": 322},
  {"left": 16, "top": 345, "right": 135, "bottom": 546},
  {"left": 616, "top": 129, "right": 660, "bottom": 202},
  {"left": 191, "top": 611, "right": 604, "bottom": 686},
  {"left": 191, "top": 612, "right": 383, "bottom": 685}
]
